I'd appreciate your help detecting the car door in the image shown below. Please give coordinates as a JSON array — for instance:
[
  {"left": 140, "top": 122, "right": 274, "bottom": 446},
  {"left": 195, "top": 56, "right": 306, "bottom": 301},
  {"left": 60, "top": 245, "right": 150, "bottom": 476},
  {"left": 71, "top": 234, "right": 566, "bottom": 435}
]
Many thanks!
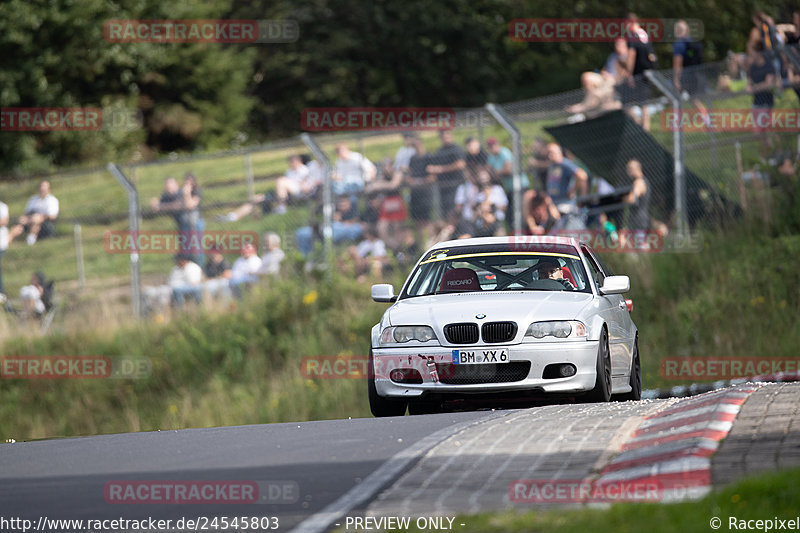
[{"left": 582, "top": 246, "right": 630, "bottom": 378}]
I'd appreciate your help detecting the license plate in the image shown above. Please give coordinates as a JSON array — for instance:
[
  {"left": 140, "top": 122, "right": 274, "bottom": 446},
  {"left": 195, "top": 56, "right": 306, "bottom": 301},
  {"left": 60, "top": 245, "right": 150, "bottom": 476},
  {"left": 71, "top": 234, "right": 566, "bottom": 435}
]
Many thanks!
[{"left": 451, "top": 349, "right": 509, "bottom": 365}]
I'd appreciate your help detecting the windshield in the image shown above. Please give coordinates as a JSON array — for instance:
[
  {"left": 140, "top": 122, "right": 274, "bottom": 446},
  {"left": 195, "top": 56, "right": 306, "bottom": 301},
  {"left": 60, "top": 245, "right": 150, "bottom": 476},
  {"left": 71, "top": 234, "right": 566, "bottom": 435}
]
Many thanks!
[{"left": 401, "top": 249, "right": 591, "bottom": 298}]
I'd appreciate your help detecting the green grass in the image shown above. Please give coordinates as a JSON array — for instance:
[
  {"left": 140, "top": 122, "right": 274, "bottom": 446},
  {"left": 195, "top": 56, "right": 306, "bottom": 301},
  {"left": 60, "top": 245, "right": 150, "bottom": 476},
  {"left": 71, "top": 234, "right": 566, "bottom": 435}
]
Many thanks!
[{"left": 391, "top": 466, "right": 800, "bottom": 533}]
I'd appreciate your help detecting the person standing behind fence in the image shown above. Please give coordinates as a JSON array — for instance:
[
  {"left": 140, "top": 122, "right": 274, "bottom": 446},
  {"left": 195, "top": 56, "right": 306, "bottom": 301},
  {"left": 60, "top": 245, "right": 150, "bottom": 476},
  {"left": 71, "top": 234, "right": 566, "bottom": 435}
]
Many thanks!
[
  {"left": 747, "top": 40, "right": 776, "bottom": 151},
  {"left": 426, "top": 129, "right": 467, "bottom": 220},
  {"left": 622, "top": 159, "right": 651, "bottom": 231},
  {"left": 673, "top": 20, "right": 705, "bottom": 97},
  {"left": 545, "top": 143, "right": 588, "bottom": 206},
  {"left": 620, "top": 14, "right": 657, "bottom": 131},
  {"left": 332, "top": 143, "right": 376, "bottom": 196},
  {"left": 406, "top": 137, "right": 435, "bottom": 233}
]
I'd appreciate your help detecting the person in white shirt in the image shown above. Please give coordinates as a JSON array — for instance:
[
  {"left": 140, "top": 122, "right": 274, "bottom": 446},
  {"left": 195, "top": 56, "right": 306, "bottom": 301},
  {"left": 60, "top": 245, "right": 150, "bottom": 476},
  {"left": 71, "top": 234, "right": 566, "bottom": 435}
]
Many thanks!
[
  {"left": 170, "top": 254, "right": 203, "bottom": 308},
  {"left": 332, "top": 143, "right": 376, "bottom": 195},
  {"left": 229, "top": 243, "right": 263, "bottom": 298},
  {"left": 0, "top": 201, "right": 8, "bottom": 297},
  {"left": 9, "top": 181, "right": 60, "bottom": 246},
  {"left": 392, "top": 133, "right": 418, "bottom": 174},
  {"left": 257, "top": 233, "right": 285, "bottom": 277},
  {"left": 274, "top": 155, "right": 316, "bottom": 214}
]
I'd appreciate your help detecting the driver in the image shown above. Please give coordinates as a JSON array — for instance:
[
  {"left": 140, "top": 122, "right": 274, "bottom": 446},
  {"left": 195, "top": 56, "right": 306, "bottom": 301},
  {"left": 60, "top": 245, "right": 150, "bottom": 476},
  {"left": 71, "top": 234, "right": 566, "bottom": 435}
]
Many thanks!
[{"left": 536, "top": 259, "right": 575, "bottom": 290}]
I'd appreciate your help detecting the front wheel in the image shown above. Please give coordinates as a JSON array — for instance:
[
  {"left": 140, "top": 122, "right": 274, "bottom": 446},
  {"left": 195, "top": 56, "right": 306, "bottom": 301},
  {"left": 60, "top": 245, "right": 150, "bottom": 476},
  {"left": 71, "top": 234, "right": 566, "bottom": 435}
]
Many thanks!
[
  {"left": 368, "top": 349, "right": 408, "bottom": 417},
  {"left": 584, "top": 328, "right": 612, "bottom": 403}
]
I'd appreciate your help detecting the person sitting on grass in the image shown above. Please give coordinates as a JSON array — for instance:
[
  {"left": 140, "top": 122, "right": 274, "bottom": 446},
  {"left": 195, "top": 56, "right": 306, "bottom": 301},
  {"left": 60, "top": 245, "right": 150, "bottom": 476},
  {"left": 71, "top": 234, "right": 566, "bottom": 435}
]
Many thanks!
[
  {"left": 229, "top": 243, "right": 263, "bottom": 298},
  {"left": 18, "top": 272, "right": 53, "bottom": 318},
  {"left": 8, "top": 181, "right": 60, "bottom": 246},
  {"left": 202, "top": 248, "right": 232, "bottom": 300},
  {"left": 257, "top": 232, "right": 285, "bottom": 277}
]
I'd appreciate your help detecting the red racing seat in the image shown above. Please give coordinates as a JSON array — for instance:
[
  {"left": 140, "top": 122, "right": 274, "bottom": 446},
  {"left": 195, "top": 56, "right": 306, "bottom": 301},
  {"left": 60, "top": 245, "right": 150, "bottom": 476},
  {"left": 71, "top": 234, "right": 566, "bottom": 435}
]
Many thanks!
[
  {"left": 561, "top": 266, "right": 577, "bottom": 287},
  {"left": 439, "top": 268, "right": 481, "bottom": 293}
]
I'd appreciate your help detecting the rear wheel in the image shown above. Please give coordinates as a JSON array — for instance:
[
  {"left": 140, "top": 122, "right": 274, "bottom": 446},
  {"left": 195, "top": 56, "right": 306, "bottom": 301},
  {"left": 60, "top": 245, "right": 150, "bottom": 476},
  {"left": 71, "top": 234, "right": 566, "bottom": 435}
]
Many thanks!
[
  {"left": 585, "top": 328, "right": 612, "bottom": 403},
  {"left": 617, "top": 338, "right": 642, "bottom": 401},
  {"left": 368, "top": 349, "right": 407, "bottom": 417}
]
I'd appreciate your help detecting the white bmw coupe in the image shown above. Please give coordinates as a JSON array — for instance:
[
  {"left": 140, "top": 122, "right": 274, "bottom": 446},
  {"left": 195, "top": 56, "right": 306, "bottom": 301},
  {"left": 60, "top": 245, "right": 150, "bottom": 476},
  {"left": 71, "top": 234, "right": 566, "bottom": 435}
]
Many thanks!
[{"left": 369, "top": 236, "right": 640, "bottom": 416}]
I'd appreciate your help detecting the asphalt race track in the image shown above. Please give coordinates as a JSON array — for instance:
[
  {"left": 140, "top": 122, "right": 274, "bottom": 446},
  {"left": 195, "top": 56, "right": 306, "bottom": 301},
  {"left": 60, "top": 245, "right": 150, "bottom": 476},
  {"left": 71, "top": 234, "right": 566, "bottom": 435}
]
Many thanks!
[{"left": 1, "top": 383, "right": 798, "bottom": 533}]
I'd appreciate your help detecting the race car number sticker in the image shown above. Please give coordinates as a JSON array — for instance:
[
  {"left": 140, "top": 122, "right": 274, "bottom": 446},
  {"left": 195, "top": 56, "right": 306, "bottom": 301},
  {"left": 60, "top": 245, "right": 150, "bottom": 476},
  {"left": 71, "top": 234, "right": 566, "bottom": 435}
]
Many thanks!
[{"left": 452, "top": 349, "right": 509, "bottom": 364}]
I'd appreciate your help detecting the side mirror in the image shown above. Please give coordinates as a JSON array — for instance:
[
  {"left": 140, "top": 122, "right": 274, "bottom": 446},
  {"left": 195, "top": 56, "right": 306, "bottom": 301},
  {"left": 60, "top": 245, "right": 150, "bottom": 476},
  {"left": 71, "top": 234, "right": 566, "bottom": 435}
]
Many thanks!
[
  {"left": 371, "top": 284, "right": 397, "bottom": 303},
  {"left": 599, "top": 275, "right": 630, "bottom": 295}
]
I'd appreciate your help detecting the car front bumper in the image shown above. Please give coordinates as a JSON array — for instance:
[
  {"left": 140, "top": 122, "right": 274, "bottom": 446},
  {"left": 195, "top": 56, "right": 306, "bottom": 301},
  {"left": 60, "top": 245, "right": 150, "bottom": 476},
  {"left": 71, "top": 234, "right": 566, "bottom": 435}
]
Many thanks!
[{"left": 371, "top": 340, "right": 599, "bottom": 399}]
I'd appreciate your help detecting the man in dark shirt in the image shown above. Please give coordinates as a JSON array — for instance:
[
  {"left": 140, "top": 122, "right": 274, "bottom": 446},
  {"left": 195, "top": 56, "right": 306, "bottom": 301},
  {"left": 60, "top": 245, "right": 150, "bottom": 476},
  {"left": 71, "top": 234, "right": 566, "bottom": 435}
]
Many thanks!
[
  {"left": 203, "top": 248, "right": 232, "bottom": 300},
  {"left": 748, "top": 41, "right": 776, "bottom": 148},
  {"left": 406, "top": 137, "right": 434, "bottom": 229},
  {"left": 464, "top": 137, "right": 488, "bottom": 179},
  {"left": 426, "top": 129, "right": 467, "bottom": 219},
  {"left": 620, "top": 14, "right": 657, "bottom": 130}
]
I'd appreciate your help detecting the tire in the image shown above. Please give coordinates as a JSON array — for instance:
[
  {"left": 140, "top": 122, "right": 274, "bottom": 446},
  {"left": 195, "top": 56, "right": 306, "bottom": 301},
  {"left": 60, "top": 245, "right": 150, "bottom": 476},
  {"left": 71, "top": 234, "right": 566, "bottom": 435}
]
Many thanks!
[
  {"left": 584, "top": 328, "right": 612, "bottom": 403},
  {"left": 368, "top": 349, "right": 407, "bottom": 417},
  {"left": 617, "top": 338, "right": 642, "bottom": 401}
]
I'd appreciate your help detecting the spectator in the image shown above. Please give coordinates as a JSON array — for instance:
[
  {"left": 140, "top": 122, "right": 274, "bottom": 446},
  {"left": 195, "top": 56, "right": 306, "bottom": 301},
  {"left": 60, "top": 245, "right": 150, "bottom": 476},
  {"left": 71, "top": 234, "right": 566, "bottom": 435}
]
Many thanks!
[
  {"left": 181, "top": 173, "right": 203, "bottom": 233},
  {"left": 426, "top": 129, "right": 467, "bottom": 219},
  {"left": 150, "top": 177, "right": 183, "bottom": 225},
  {"left": 747, "top": 40, "right": 776, "bottom": 150},
  {"left": 170, "top": 254, "right": 204, "bottom": 308},
  {"left": 545, "top": 143, "right": 588, "bottom": 205},
  {"left": 406, "top": 137, "right": 435, "bottom": 232},
  {"left": 257, "top": 232, "right": 285, "bottom": 277},
  {"left": 295, "top": 195, "right": 364, "bottom": 257},
  {"left": 526, "top": 138, "right": 550, "bottom": 191},
  {"left": 393, "top": 133, "right": 418, "bottom": 175},
  {"left": 19, "top": 272, "right": 51, "bottom": 317},
  {"left": 453, "top": 170, "right": 480, "bottom": 235},
  {"left": 8, "top": 181, "right": 59, "bottom": 246},
  {"left": 464, "top": 137, "right": 488, "bottom": 179},
  {"left": 202, "top": 248, "right": 232, "bottom": 300},
  {"left": 487, "top": 137, "right": 525, "bottom": 229},
  {"left": 567, "top": 39, "right": 628, "bottom": 114},
  {"left": 392, "top": 227, "right": 420, "bottom": 268},
  {"left": 524, "top": 193, "right": 559, "bottom": 235},
  {"left": 229, "top": 243, "right": 263, "bottom": 298},
  {"left": 366, "top": 156, "right": 407, "bottom": 249},
  {"left": 220, "top": 155, "right": 319, "bottom": 222},
  {"left": 274, "top": 155, "right": 317, "bottom": 214},
  {"left": 620, "top": 14, "right": 658, "bottom": 130},
  {"left": 472, "top": 167, "right": 509, "bottom": 237},
  {"left": 747, "top": 10, "right": 784, "bottom": 83},
  {"left": 347, "top": 227, "right": 387, "bottom": 281},
  {"left": 0, "top": 200, "right": 7, "bottom": 298},
  {"left": 332, "top": 143, "right": 376, "bottom": 196},
  {"left": 622, "top": 159, "right": 651, "bottom": 230},
  {"left": 672, "top": 20, "right": 705, "bottom": 97}
]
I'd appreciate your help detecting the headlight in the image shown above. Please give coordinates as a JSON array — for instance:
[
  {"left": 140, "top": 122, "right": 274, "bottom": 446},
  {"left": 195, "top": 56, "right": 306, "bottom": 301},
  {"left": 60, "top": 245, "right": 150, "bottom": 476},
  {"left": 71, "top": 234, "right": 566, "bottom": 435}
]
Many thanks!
[
  {"left": 380, "top": 326, "right": 437, "bottom": 344},
  {"left": 525, "top": 321, "right": 586, "bottom": 339}
]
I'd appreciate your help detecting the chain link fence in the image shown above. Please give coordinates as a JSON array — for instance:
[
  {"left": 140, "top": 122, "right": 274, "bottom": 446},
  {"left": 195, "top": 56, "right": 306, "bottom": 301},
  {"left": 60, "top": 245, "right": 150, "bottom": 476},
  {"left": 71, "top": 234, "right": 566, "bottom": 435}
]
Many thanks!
[{"left": 1, "top": 50, "right": 798, "bottom": 325}]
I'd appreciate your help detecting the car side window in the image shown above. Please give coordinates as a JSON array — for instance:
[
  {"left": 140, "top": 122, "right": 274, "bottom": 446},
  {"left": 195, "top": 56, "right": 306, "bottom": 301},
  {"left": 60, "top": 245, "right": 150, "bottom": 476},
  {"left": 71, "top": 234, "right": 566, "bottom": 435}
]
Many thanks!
[{"left": 582, "top": 247, "right": 605, "bottom": 288}]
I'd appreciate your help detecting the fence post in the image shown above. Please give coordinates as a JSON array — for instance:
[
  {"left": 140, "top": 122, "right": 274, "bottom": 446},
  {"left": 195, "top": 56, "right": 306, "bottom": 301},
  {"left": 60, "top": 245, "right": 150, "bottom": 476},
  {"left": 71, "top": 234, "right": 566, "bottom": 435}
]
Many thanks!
[
  {"left": 300, "top": 133, "right": 333, "bottom": 264},
  {"left": 244, "top": 153, "right": 255, "bottom": 201},
  {"left": 485, "top": 103, "right": 522, "bottom": 235},
  {"left": 74, "top": 224, "right": 86, "bottom": 290},
  {"left": 107, "top": 163, "right": 142, "bottom": 318},
  {"left": 644, "top": 70, "right": 687, "bottom": 238}
]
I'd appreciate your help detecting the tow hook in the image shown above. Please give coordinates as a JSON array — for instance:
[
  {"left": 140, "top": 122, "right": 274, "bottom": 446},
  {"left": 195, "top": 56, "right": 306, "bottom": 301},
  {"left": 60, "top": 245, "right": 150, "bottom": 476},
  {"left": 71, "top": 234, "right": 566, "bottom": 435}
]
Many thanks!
[{"left": 417, "top": 354, "right": 439, "bottom": 383}]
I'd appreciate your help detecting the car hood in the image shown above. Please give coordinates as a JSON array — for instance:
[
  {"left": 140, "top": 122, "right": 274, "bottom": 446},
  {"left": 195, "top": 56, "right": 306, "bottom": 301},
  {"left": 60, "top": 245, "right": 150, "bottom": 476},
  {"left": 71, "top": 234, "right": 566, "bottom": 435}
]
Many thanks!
[{"left": 389, "top": 291, "right": 594, "bottom": 330}]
